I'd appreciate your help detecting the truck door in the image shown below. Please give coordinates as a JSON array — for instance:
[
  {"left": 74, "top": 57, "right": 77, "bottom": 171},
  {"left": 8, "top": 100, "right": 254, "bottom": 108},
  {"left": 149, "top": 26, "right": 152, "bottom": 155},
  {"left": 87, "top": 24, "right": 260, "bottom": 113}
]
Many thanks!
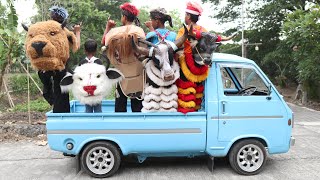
[{"left": 216, "top": 63, "right": 288, "bottom": 148}]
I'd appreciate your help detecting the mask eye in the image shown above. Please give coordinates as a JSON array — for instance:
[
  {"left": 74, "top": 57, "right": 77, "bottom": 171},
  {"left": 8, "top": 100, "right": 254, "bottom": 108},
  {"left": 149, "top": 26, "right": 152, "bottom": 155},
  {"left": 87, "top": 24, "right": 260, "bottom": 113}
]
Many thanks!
[
  {"left": 97, "top": 74, "right": 101, "bottom": 78},
  {"left": 79, "top": 77, "right": 83, "bottom": 81},
  {"left": 29, "top": 34, "right": 34, "bottom": 38},
  {"left": 50, "top": 32, "right": 56, "bottom": 36}
]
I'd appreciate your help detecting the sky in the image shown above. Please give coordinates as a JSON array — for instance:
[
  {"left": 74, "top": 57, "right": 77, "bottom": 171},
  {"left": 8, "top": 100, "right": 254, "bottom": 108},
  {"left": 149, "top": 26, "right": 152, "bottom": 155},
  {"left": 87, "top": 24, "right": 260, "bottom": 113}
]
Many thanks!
[{"left": 11, "top": 0, "right": 237, "bottom": 33}]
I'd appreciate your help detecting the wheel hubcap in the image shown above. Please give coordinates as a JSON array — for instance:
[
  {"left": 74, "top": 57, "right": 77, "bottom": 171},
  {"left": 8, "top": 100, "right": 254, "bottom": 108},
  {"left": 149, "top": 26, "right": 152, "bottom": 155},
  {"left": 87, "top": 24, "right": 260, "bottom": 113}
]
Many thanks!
[
  {"left": 237, "top": 144, "right": 264, "bottom": 172},
  {"left": 86, "top": 146, "right": 115, "bottom": 175}
]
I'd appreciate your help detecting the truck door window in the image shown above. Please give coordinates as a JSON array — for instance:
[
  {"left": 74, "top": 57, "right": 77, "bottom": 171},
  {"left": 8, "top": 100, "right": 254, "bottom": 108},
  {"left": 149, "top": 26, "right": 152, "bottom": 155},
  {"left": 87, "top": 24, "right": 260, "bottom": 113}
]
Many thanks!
[
  {"left": 220, "top": 68, "right": 236, "bottom": 93},
  {"left": 220, "top": 65, "right": 269, "bottom": 96}
]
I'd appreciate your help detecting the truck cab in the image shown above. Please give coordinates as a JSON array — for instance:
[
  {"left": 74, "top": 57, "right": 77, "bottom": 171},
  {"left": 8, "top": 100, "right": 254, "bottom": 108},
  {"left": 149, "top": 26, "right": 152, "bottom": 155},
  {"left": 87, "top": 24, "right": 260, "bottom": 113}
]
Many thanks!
[{"left": 46, "top": 53, "right": 294, "bottom": 178}]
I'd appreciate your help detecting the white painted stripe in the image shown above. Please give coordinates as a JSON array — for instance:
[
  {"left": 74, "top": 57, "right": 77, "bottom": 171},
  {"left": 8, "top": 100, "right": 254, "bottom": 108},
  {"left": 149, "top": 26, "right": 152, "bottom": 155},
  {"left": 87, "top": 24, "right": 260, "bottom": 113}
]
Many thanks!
[
  {"left": 211, "top": 116, "right": 283, "bottom": 120},
  {"left": 47, "top": 128, "right": 202, "bottom": 134}
]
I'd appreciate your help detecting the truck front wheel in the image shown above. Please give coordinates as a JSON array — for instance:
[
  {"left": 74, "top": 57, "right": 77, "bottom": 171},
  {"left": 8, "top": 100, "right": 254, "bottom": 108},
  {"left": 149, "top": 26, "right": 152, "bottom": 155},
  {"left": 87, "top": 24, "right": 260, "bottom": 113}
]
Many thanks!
[
  {"left": 80, "top": 141, "right": 121, "bottom": 178},
  {"left": 228, "top": 139, "right": 267, "bottom": 175}
]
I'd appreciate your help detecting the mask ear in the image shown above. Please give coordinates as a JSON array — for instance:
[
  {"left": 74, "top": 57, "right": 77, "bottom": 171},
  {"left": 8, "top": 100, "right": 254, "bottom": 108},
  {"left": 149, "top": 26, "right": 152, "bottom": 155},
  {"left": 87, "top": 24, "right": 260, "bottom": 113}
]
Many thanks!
[
  {"left": 65, "top": 29, "right": 78, "bottom": 52},
  {"left": 60, "top": 72, "right": 74, "bottom": 93},
  {"left": 106, "top": 68, "right": 124, "bottom": 83}
]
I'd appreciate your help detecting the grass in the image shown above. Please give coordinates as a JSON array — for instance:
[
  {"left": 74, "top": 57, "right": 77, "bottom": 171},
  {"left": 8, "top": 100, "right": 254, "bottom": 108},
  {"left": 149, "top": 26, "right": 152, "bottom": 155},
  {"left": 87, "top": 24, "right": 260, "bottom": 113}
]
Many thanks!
[{"left": 11, "top": 98, "right": 51, "bottom": 112}]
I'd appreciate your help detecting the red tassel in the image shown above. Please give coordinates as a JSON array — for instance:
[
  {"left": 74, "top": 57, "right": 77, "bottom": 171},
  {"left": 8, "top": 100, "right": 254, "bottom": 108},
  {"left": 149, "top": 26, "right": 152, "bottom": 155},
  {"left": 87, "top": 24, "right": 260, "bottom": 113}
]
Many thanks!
[
  {"left": 195, "top": 98, "right": 202, "bottom": 105},
  {"left": 195, "top": 84, "right": 204, "bottom": 93},
  {"left": 178, "top": 94, "right": 196, "bottom": 102},
  {"left": 185, "top": 53, "right": 208, "bottom": 75},
  {"left": 178, "top": 106, "right": 196, "bottom": 114},
  {"left": 176, "top": 79, "right": 196, "bottom": 89}
]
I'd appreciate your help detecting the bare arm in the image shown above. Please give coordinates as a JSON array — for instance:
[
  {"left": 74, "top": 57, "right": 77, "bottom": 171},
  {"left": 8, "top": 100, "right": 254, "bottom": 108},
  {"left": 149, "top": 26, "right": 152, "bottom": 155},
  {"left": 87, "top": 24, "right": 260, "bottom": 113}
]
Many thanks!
[
  {"left": 101, "top": 17, "right": 116, "bottom": 45},
  {"left": 74, "top": 23, "right": 81, "bottom": 50}
]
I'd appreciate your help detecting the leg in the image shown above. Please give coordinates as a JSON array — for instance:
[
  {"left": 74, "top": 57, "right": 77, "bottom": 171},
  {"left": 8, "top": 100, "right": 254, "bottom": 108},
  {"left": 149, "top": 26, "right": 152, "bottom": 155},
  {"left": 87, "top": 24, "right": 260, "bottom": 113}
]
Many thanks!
[
  {"left": 85, "top": 104, "right": 93, "bottom": 113},
  {"left": 115, "top": 85, "right": 127, "bottom": 112},
  {"left": 94, "top": 104, "right": 102, "bottom": 113},
  {"left": 131, "top": 98, "right": 142, "bottom": 112},
  {"left": 53, "top": 70, "right": 70, "bottom": 113}
]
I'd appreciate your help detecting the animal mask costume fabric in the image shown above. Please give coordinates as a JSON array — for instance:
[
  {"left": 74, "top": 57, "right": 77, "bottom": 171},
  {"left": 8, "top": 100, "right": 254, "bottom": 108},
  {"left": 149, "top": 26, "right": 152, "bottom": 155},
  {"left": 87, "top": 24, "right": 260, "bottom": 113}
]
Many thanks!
[
  {"left": 25, "top": 20, "right": 77, "bottom": 71},
  {"left": 104, "top": 25, "right": 146, "bottom": 98},
  {"left": 24, "top": 20, "right": 77, "bottom": 113},
  {"left": 60, "top": 63, "right": 124, "bottom": 108}
]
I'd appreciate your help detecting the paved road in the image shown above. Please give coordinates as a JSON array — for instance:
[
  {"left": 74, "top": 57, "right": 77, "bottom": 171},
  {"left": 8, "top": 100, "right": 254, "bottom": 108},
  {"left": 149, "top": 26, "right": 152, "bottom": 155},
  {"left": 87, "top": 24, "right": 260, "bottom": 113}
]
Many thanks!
[{"left": 0, "top": 103, "right": 319, "bottom": 180}]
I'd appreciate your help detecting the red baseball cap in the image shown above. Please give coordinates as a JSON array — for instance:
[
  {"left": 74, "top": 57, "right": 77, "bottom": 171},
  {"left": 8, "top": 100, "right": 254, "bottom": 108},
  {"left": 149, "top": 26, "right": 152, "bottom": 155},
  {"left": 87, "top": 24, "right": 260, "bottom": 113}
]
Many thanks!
[
  {"left": 120, "top": 3, "right": 139, "bottom": 16},
  {"left": 185, "top": 1, "right": 203, "bottom": 16}
]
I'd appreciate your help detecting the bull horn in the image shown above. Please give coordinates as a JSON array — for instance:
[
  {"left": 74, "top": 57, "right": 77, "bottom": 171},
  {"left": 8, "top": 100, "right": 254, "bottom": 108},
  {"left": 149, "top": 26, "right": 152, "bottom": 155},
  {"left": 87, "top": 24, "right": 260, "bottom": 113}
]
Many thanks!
[
  {"left": 22, "top": 23, "right": 28, "bottom": 32},
  {"left": 174, "top": 24, "right": 190, "bottom": 48},
  {"left": 131, "top": 36, "right": 150, "bottom": 56},
  {"left": 138, "top": 38, "right": 158, "bottom": 48}
]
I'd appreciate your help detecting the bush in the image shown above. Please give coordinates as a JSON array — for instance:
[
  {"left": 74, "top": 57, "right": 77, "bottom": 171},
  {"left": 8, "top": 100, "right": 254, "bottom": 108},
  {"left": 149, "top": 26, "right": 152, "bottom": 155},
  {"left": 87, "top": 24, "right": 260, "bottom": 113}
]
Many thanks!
[
  {"left": 8, "top": 73, "right": 43, "bottom": 96},
  {"left": 11, "top": 98, "right": 51, "bottom": 112}
]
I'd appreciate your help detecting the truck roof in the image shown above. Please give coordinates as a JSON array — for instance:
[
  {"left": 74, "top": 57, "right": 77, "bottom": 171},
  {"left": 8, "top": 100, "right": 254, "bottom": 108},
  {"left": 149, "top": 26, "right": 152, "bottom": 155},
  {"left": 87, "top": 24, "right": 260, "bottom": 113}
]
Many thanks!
[{"left": 212, "top": 53, "right": 255, "bottom": 64}]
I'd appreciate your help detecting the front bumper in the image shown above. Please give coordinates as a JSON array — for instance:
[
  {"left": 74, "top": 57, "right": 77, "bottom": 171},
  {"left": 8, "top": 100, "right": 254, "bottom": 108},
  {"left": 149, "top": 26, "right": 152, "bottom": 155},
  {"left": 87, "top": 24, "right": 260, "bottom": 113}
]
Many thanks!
[{"left": 290, "top": 136, "right": 295, "bottom": 146}]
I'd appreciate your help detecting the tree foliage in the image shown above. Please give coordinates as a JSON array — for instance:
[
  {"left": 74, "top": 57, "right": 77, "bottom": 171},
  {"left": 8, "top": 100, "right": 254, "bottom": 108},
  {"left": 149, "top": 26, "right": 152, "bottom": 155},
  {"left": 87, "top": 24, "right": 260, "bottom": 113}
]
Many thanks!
[
  {"left": 202, "top": 0, "right": 320, "bottom": 96},
  {"left": 282, "top": 5, "right": 320, "bottom": 98},
  {"left": 0, "top": 1, "right": 25, "bottom": 92}
]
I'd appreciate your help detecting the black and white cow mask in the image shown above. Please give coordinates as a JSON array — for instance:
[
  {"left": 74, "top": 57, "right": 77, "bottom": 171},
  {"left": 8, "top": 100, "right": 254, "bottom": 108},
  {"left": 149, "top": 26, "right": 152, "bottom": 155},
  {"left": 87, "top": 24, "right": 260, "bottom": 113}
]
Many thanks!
[{"left": 60, "top": 63, "right": 123, "bottom": 106}]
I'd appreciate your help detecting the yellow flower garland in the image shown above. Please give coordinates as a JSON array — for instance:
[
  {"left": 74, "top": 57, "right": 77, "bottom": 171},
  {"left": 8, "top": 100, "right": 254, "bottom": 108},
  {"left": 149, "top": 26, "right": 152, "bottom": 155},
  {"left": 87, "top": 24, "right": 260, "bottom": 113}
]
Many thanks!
[
  {"left": 178, "top": 87, "right": 196, "bottom": 95},
  {"left": 178, "top": 99, "right": 196, "bottom": 108},
  {"left": 179, "top": 55, "right": 209, "bottom": 83}
]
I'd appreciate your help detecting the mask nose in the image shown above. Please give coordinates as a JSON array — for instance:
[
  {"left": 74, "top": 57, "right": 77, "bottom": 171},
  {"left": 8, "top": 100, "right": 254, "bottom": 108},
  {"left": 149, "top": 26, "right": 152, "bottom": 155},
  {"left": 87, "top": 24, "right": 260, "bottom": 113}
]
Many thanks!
[
  {"left": 204, "top": 58, "right": 212, "bottom": 66},
  {"left": 164, "top": 74, "right": 175, "bottom": 81},
  {"left": 31, "top": 42, "right": 47, "bottom": 56},
  {"left": 83, "top": 85, "right": 97, "bottom": 96}
]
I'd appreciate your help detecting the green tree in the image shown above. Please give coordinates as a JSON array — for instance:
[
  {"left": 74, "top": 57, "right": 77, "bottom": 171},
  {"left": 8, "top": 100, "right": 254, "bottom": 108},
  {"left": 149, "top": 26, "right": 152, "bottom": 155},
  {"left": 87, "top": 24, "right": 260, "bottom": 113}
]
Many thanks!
[
  {"left": 202, "top": 0, "right": 320, "bottom": 89},
  {"left": 0, "top": 1, "right": 24, "bottom": 92},
  {"left": 283, "top": 4, "right": 320, "bottom": 99}
]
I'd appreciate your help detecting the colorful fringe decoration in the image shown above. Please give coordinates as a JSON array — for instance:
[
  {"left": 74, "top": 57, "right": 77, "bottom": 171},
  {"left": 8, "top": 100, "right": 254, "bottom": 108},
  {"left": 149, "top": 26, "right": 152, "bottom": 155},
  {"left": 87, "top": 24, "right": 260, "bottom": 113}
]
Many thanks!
[
  {"left": 179, "top": 55, "right": 209, "bottom": 83},
  {"left": 177, "top": 51, "right": 210, "bottom": 114}
]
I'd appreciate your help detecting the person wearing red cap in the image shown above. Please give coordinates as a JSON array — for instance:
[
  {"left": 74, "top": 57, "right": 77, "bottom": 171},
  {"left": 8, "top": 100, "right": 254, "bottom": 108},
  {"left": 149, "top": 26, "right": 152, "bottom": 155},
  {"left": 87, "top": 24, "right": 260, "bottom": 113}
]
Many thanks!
[
  {"left": 101, "top": 3, "right": 141, "bottom": 45},
  {"left": 101, "top": 3, "right": 146, "bottom": 113}
]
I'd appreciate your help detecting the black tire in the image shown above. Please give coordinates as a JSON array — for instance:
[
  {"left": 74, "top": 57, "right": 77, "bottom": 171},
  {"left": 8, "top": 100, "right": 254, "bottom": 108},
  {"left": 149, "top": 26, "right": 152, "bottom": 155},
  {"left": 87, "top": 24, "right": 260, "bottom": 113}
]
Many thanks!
[
  {"left": 80, "top": 141, "right": 121, "bottom": 178},
  {"left": 228, "top": 139, "right": 267, "bottom": 175}
]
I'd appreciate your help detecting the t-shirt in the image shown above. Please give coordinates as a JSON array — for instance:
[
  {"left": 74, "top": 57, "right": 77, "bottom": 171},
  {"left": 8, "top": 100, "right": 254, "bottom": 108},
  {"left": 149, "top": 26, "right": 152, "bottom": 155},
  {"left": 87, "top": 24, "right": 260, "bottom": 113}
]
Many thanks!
[
  {"left": 79, "top": 56, "right": 103, "bottom": 66},
  {"left": 146, "top": 28, "right": 177, "bottom": 44}
]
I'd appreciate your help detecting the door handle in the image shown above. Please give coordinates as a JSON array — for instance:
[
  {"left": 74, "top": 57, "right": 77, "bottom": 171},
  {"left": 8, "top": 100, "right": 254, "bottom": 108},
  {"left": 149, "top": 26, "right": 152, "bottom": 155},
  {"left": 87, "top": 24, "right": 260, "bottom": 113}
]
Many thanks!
[{"left": 221, "top": 101, "right": 227, "bottom": 114}]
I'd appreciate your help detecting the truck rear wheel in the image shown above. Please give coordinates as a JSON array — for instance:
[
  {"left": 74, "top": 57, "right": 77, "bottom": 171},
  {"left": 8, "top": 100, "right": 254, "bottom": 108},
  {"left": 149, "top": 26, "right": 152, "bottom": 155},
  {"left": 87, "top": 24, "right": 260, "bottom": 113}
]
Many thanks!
[
  {"left": 228, "top": 139, "right": 267, "bottom": 175},
  {"left": 80, "top": 141, "right": 121, "bottom": 178}
]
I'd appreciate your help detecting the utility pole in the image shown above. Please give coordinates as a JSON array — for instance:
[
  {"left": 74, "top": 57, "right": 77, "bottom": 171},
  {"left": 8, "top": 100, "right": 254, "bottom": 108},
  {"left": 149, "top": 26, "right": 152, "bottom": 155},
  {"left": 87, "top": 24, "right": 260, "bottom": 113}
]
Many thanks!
[{"left": 241, "top": 0, "right": 245, "bottom": 57}]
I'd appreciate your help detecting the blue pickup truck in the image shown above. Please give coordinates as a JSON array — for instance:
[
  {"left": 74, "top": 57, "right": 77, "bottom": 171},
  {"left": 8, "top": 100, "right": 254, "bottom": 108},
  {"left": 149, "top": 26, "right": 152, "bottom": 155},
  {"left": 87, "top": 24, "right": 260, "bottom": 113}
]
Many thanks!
[{"left": 47, "top": 53, "right": 295, "bottom": 178}]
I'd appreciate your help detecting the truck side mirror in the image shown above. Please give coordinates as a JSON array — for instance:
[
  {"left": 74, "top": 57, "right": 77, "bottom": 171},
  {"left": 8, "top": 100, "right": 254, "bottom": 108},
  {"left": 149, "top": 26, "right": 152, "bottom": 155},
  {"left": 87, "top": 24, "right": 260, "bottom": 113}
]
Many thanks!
[
  {"left": 225, "top": 79, "right": 232, "bottom": 88},
  {"left": 268, "top": 83, "right": 272, "bottom": 95}
]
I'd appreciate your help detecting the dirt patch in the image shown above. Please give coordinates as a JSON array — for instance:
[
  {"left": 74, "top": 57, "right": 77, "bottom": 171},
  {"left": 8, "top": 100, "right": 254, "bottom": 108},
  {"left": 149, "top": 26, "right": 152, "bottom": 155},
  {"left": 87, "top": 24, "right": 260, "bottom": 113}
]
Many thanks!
[
  {"left": 0, "top": 111, "right": 46, "bottom": 125},
  {"left": 0, "top": 111, "right": 47, "bottom": 142}
]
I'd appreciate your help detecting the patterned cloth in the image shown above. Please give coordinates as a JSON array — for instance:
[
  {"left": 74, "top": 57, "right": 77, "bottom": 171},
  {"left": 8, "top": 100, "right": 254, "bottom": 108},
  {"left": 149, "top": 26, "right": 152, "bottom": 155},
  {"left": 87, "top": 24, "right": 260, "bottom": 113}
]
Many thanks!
[{"left": 146, "top": 29, "right": 177, "bottom": 44}]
